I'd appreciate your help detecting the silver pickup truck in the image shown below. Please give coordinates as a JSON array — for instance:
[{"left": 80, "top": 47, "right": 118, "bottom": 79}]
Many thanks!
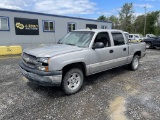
[{"left": 19, "top": 29, "right": 146, "bottom": 94}]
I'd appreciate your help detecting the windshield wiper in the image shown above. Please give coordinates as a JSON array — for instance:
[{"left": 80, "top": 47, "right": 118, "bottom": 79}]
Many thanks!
[
  {"left": 57, "top": 41, "right": 63, "bottom": 44},
  {"left": 66, "top": 43, "right": 76, "bottom": 46}
]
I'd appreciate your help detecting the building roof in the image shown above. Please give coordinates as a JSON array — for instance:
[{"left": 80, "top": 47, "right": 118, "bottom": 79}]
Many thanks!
[
  {"left": 74, "top": 29, "right": 123, "bottom": 32},
  {"left": 0, "top": 8, "right": 112, "bottom": 24}
]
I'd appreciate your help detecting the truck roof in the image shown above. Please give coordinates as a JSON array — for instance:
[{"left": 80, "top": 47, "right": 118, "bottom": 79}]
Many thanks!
[
  {"left": 74, "top": 29, "right": 123, "bottom": 33},
  {"left": 129, "top": 34, "right": 141, "bottom": 35}
]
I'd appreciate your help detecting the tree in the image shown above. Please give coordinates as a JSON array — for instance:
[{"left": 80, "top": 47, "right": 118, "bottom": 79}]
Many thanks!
[
  {"left": 146, "top": 13, "right": 155, "bottom": 34},
  {"left": 108, "top": 15, "right": 119, "bottom": 29},
  {"left": 154, "top": 12, "right": 160, "bottom": 35},
  {"left": 97, "top": 15, "right": 119, "bottom": 29},
  {"left": 97, "top": 15, "right": 107, "bottom": 21},
  {"left": 134, "top": 15, "right": 144, "bottom": 34},
  {"left": 134, "top": 10, "right": 160, "bottom": 35},
  {"left": 119, "top": 3, "right": 134, "bottom": 32}
]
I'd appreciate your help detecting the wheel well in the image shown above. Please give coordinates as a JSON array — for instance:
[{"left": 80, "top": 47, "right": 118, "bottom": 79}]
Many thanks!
[
  {"left": 146, "top": 41, "right": 153, "bottom": 45},
  {"left": 134, "top": 51, "right": 141, "bottom": 57},
  {"left": 146, "top": 42, "right": 151, "bottom": 44},
  {"left": 62, "top": 62, "right": 86, "bottom": 77}
]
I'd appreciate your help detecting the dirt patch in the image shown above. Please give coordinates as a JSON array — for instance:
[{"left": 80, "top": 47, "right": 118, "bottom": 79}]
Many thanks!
[
  {"left": 22, "top": 77, "right": 28, "bottom": 82},
  {"left": 125, "top": 84, "right": 139, "bottom": 95},
  {"left": 141, "top": 111, "right": 152, "bottom": 119},
  {"left": 108, "top": 96, "right": 127, "bottom": 120}
]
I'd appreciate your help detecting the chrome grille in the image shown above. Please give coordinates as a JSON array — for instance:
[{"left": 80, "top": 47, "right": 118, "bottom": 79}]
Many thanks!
[
  {"left": 22, "top": 52, "right": 37, "bottom": 68},
  {"left": 22, "top": 59, "right": 35, "bottom": 68},
  {"left": 23, "top": 53, "right": 37, "bottom": 61}
]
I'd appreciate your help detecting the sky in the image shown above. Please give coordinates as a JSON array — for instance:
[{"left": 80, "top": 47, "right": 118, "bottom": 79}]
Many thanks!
[{"left": 0, "top": 0, "right": 160, "bottom": 19}]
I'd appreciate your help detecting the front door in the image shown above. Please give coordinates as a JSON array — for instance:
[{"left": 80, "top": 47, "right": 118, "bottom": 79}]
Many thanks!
[
  {"left": 89, "top": 32, "right": 114, "bottom": 74},
  {"left": 154, "top": 37, "right": 160, "bottom": 47}
]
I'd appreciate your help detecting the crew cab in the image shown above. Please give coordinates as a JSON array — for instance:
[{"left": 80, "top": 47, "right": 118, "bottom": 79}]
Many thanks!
[
  {"left": 19, "top": 29, "right": 146, "bottom": 94},
  {"left": 144, "top": 36, "right": 160, "bottom": 48}
]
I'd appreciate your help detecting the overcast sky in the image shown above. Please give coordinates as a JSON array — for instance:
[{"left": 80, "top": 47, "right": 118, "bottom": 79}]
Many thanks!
[{"left": 0, "top": 0, "right": 159, "bottom": 19}]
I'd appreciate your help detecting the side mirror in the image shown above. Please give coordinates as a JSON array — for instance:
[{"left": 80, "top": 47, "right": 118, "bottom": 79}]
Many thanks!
[
  {"left": 92, "top": 42, "right": 104, "bottom": 49},
  {"left": 57, "top": 39, "right": 62, "bottom": 44}
]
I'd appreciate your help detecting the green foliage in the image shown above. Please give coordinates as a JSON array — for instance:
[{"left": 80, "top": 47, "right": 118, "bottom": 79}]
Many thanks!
[
  {"left": 134, "top": 15, "right": 145, "bottom": 34},
  {"left": 146, "top": 13, "right": 155, "bottom": 34},
  {"left": 134, "top": 10, "right": 160, "bottom": 35},
  {"left": 119, "top": 3, "right": 134, "bottom": 32},
  {"left": 97, "top": 15, "right": 107, "bottom": 21},
  {"left": 108, "top": 15, "right": 119, "bottom": 29},
  {"left": 97, "top": 15, "right": 119, "bottom": 29},
  {"left": 97, "top": 2, "right": 160, "bottom": 36}
]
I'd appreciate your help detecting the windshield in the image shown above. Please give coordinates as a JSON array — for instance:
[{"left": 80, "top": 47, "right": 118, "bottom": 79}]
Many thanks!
[
  {"left": 58, "top": 31, "right": 95, "bottom": 48},
  {"left": 139, "top": 34, "right": 143, "bottom": 38},
  {"left": 150, "top": 34, "right": 156, "bottom": 37}
]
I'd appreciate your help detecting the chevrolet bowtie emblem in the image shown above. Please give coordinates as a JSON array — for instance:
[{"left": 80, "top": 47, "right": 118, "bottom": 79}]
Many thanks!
[{"left": 24, "top": 57, "right": 30, "bottom": 62}]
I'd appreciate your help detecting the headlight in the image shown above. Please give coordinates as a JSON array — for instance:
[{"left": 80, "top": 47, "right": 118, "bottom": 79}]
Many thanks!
[
  {"left": 37, "top": 57, "right": 50, "bottom": 72},
  {"left": 37, "top": 57, "right": 49, "bottom": 63}
]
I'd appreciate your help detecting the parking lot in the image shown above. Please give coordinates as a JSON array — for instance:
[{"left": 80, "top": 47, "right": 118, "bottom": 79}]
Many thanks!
[{"left": 0, "top": 49, "right": 160, "bottom": 120}]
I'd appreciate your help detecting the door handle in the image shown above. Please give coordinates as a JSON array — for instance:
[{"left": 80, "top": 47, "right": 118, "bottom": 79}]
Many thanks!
[
  {"left": 109, "top": 50, "right": 114, "bottom": 53},
  {"left": 123, "top": 48, "right": 126, "bottom": 51}
]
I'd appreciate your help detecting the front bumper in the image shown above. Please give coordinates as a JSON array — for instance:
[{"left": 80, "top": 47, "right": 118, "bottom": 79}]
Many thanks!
[
  {"left": 141, "top": 51, "right": 146, "bottom": 58},
  {"left": 19, "top": 60, "right": 62, "bottom": 86}
]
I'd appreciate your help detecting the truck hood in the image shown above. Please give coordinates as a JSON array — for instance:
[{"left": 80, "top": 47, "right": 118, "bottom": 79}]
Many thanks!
[{"left": 23, "top": 44, "right": 83, "bottom": 57}]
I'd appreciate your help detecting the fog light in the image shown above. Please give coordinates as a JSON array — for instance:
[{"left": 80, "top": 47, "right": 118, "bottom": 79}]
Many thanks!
[
  {"left": 38, "top": 66, "right": 45, "bottom": 71},
  {"left": 38, "top": 66, "right": 49, "bottom": 72}
]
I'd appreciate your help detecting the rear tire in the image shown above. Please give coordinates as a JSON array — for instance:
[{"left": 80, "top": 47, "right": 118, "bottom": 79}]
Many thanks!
[
  {"left": 62, "top": 68, "right": 84, "bottom": 95},
  {"left": 129, "top": 55, "right": 140, "bottom": 71}
]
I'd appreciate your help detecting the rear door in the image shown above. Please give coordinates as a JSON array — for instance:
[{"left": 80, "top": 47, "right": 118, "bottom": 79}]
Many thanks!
[
  {"left": 111, "top": 32, "right": 128, "bottom": 67},
  {"left": 153, "top": 37, "right": 160, "bottom": 47}
]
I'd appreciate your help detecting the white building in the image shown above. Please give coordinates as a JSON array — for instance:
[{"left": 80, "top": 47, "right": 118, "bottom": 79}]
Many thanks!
[{"left": 0, "top": 8, "right": 112, "bottom": 49}]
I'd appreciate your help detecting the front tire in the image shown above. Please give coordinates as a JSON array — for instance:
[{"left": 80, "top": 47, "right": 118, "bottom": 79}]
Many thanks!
[
  {"left": 129, "top": 55, "right": 140, "bottom": 71},
  {"left": 146, "top": 42, "right": 152, "bottom": 49},
  {"left": 62, "top": 68, "right": 84, "bottom": 95}
]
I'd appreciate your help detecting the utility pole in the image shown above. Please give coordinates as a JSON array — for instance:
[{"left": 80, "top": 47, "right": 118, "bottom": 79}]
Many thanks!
[{"left": 144, "top": 6, "right": 147, "bottom": 36}]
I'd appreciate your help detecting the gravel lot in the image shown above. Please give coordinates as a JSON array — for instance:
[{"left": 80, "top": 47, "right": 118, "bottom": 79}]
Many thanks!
[{"left": 0, "top": 49, "right": 160, "bottom": 120}]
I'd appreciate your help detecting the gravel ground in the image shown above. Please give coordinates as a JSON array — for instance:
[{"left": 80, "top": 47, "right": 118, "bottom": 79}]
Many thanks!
[{"left": 0, "top": 49, "right": 160, "bottom": 120}]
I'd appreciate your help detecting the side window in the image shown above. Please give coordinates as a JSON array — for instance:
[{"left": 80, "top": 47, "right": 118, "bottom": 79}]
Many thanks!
[
  {"left": 135, "top": 35, "right": 139, "bottom": 38},
  {"left": 43, "top": 20, "right": 54, "bottom": 32},
  {"left": 68, "top": 22, "right": 76, "bottom": 32},
  {"left": 112, "top": 32, "right": 125, "bottom": 46},
  {"left": 129, "top": 35, "right": 133, "bottom": 38},
  {"left": 94, "top": 32, "right": 110, "bottom": 47},
  {"left": 101, "top": 25, "right": 107, "bottom": 29},
  {"left": 86, "top": 24, "right": 97, "bottom": 29},
  {"left": 0, "top": 17, "right": 9, "bottom": 31}
]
